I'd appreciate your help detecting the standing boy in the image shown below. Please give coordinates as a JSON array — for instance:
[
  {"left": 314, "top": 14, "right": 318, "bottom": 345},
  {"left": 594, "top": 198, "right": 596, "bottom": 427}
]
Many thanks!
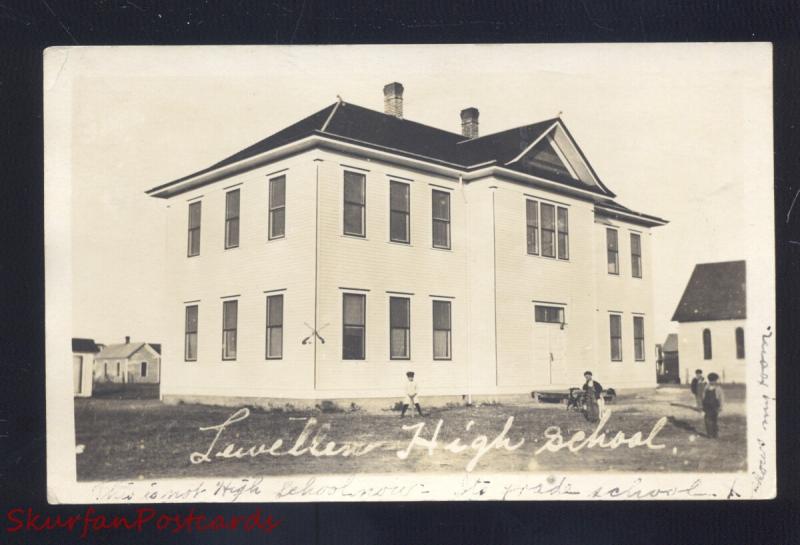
[
  {"left": 582, "top": 370, "right": 604, "bottom": 422},
  {"left": 400, "top": 371, "right": 424, "bottom": 417},
  {"left": 690, "top": 369, "right": 706, "bottom": 411},
  {"left": 702, "top": 372, "right": 724, "bottom": 438}
]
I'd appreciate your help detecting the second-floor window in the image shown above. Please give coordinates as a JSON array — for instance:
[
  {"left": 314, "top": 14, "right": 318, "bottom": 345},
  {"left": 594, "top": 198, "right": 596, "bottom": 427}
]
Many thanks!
[
  {"left": 342, "top": 293, "right": 366, "bottom": 360},
  {"left": 526, "top": 200, "right": 569, "bottom": 260},
  {"left": 609, "top": 314, "right": 622, "bottom": 361},
  {"left": 390, "top": 181, "right": 410, "bottom": 243},
  {"left": 631, "top": 233, "right": 642, "bottom": 278},
  {"left": 184, "top": 305, "right": 198, "bottom": 361},
  {"left": 225, "top": 189, "right": 240, "bottom": 249},
  {"left": 269, "top": 175, "right": 286, "bottom": 239},
  {"left": 389, "top": 296, "right": 410, "bottom": 359},
  {"left": 266, "top": 294, "right": 283, "bottom": 359},
  {"left": 633, "top": 316, "right": 645, "bottom": 361},
  {"left": 222, "top": 300, "right": 238, "bottom": 360},
  {"left": 432, "top": 189, "right": 451, "bottom": 249},
  {"left": 343, "top": 171, "right": 366, "bottom": 237},
  {"left": 607, "top": 228, "right": 619, "bottom": 274},
  {"left": 187, "top": 201, "right": 201, "bottom": 257}
]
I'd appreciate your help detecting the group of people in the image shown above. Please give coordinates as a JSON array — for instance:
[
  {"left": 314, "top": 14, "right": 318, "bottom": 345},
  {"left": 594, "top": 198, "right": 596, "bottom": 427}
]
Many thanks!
[{"left": 690, "top": 369, "right": 725, "bottom": 438}]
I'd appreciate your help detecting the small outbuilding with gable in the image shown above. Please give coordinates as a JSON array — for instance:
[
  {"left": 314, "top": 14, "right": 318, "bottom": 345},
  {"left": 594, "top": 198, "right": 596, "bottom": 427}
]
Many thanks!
[
  {"left": 672, "top": 260, "right": 746, "bottom": 383},
  {"left": 94, "top": 337, "right": 161, "bottom": 385}
]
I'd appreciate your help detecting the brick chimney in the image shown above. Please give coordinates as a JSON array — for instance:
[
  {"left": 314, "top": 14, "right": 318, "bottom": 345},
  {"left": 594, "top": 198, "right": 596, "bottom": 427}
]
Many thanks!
[
  {"left": 383, "top": 82, "right": 404, "bottom": 119},
  {"left": 460, "top": 107, "right": 479, "bottom": 139},
  {"left": 125, "top": 336, "right": 130, "bottom": 344}
]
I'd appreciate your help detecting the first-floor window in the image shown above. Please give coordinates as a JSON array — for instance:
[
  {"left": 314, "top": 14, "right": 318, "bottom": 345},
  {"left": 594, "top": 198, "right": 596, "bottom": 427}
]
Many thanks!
[
  {"left": 633, "top": 316, "right": 645, "bottom": 361},
  {"left": 266, "top": 294, "right": 284, "bottom": 359},
  {"left": 433, "top": 300, "right": 452, "bottom": 360},
  {"left": 609, "top": 314, "right": 622, "bottom": 361},
  {"left": 140, "top": 361, "right": 148, "bottom": 377},
  {"left": 703, "top": 328, "right": 712, "bottom": 360},
  {"left": 185, "top": 305, "right": 198, "bottom": 361},
  {"left": 735, "top": 327, "right": 745, "bottom": 359},
  {"left": 222, "top": 300, "right": 238, "bottom": 360},
  {"left": 390, "top": 297, "right": 410, "bottom": 359},
  {"left": 343, "top": 293, "right": 366, "bottom": 360}
]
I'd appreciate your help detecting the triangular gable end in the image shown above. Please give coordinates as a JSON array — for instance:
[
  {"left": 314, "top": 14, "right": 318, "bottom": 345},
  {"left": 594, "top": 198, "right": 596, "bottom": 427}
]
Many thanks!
[{"left": 506, "top": 121, "right": 607, "bottom": 193}]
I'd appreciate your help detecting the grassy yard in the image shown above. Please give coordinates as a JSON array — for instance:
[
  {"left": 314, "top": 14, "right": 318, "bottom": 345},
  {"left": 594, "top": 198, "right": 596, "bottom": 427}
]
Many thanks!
[{"left": 75, "top": 386, "right": 746, "bottom": 481}]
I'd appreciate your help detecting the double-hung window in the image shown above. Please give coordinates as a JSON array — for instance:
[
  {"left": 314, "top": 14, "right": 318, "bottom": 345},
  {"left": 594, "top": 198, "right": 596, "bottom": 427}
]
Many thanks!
[
  {"left": 540, "top": 203, "right": 556, "bottom": 257},
  {"left": 432, "top": 300, "right": 452, "bottom": 360},
  {"left": 534, "top": 305, "right": 564, "bottom": 324},
  {"left": 389, "top": 297, "right": 410, "bottom": 359},
  {"left": 266, "top": 294, "right": 284, "bottom": 359},
  {"left": 557, "top": 207, "right": 569, "bottom": 260},
  {"left": 607, "top": 228, "right": 619, "bottom": 274},
  {"left": 269, "top": 175, "right": 286, "bottom": 239},
  {"left": 390, "top": 181, "right": 410, "bottom": 243},
  {"left": 631, "top": 233, "right": 642, "bottom": 278},
  {"left": 432, "top": 190, "right": 451, "bottom": 249},
  {"left": 609, "top": 314, "right": 622, "bottom": 361},
  {"left": 184, "top": 305, "right": 198, "bottom": 361},
  {"left": 222, "top": 300, "right": 238, "bottom": 360},
  {"left": 526, "top": 200, "right": 539, "bottom": 255},
  {"left": 633, "top": 316, "right": 645, "bottom": 361},
  {"left": 342, "top": 293, "right": 366, "bottom": 360},
  {"left": 225, "top": 189, "right": 240, "bottom": 249},
  {"left": 187, "top": 201, "right": 201, "bottom": 257},
  {"left": 343, "top": 171, "right": 366, "bottom": 237}
]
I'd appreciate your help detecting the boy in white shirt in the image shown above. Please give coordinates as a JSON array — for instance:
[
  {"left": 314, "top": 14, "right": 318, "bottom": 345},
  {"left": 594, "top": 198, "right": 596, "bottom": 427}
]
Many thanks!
[{"left": 400, "top": 371, "right": 424, "bottom": 417}]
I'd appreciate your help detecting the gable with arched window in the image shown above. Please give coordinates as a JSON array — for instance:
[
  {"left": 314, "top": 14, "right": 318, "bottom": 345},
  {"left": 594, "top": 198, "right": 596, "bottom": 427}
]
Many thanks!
[
  {"left": 702, "top": 328, "right": 712, "bottom": 360},
  {"left": 735, "top": 327, "right": 745, "bottom": 359}
]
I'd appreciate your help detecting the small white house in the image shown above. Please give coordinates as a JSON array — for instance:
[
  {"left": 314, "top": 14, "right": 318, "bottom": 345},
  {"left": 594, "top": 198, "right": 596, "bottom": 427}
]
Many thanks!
[
  {"left": 72, "top": 338, "right": 99, "bottom": 397},
  {"left": 147, "top": 82, "right": 667, "bottom": 405},
  {"left": 94, "top": 337, "right": 161, "bottom": 384},
  {"left": 672, "top": 260, "right": 746, "bottom": 383}
]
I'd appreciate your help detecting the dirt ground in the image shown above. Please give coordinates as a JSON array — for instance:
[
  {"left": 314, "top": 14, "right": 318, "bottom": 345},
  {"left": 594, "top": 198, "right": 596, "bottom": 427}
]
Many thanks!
[{"left": 75, "top": 385, "right": 746, "bottom": 481}]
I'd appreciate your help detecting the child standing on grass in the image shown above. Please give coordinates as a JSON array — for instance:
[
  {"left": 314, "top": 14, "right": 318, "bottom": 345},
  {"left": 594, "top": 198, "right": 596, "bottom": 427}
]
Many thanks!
[
  {"left": 400, "top": 371, "right": 424, "bottom": 418},
  {"left": 690, "top": 369, "right": 707, "bottom": 411},
  {"left": 702, "top": 372, "right": 725, "bottom": 438}
]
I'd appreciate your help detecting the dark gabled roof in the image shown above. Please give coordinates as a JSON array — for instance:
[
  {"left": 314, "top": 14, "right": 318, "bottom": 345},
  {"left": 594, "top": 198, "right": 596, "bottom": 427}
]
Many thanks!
[
  {"left": 147, "top": 101, "right": 613, "bottom": 197},
  {"left": 72, "top": 338, "right": 99, "bottom": 353},
  {"left": 672, "top": 261, "right": 746, "bottom": 322},
  {"left": 662, "top": 333, "right": 679, "bottom": 352},
  {"left": 150, "top": 343, "right": 162, "bottom": 355}
]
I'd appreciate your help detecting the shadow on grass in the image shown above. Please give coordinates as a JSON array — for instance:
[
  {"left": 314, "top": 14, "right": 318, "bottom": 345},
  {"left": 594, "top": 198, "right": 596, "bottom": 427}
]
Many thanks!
[
  {"left": 669, "top": 402, "right": 701, "bottom": 412},
  {"left": 666, "top": 415, "right": 705, "bottom": 437}
]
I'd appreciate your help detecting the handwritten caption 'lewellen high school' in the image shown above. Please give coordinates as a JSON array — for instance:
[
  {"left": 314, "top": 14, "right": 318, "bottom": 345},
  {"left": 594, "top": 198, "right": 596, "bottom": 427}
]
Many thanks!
[{"left": 189, "top": 408, "right": 667, "bottom": 473}]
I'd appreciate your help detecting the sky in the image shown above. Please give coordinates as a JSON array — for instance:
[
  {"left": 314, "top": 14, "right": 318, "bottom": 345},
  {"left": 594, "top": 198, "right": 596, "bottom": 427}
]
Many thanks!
[{"left": 56, "top": 44, "right": 772, "bottom": 347}]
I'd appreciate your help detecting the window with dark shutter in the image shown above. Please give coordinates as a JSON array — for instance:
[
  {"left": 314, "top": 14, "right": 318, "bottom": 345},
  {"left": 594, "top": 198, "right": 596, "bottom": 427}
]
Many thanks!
[
  {"left": 343, "top": 172, "right": 366, "bottom": 236},
  {"left": 432, "top": 190, "right": 451, "bottom": 249},
  {"left": 633, "top": 316, "right": 645, "bottom": 361},
  {"left": 343, "top": 293, "right": 366, "bottom": 359},
  {"left": 631, "top": 233, "right": 642, "bottom": 278},
  {"left": 390, "top": 181, "right": 410, "bottom": 243},
  {"left": 432, "top": 300, "right": 452, "bottom": 360},
  {"left": 526, "top": 200, "right": 539, "bottom": 255},
  {"left": 188, "top": 201, "right": 201, "bottom": 257},
  {"left": 225, "top": 189, "right": 240, "bottom": 249},
  {"left": 703, "top": 328, "right": 712, "bottom": 360},
  {"left": 184, "top": 305, "right": 198, "bottom": 361},
  {"left": 389, "top": 297, "right": 410, "bottom": 359},
  {"left": 222, "top": 300, "right": 238, "bottom": 360},
  {"left": 540, "top": 203, "right": 556, "bottom": 258},
  {"left": 269, "top": 176, "right": 286, "bottom": 239},
  {"left": 607, "top": 228, "right": 619, "bottom": 274},
  {"left": 266, "top": 294, "right": 284, "bottom": 359},
  {"left": 610, "top": 314, "right": 622, "bottom": 361}
]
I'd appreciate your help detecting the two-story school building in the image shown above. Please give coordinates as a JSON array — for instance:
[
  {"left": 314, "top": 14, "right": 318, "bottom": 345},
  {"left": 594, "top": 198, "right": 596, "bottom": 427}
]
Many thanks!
[{"left": 146, "top": 82, "right": 667, "bottom": 405}]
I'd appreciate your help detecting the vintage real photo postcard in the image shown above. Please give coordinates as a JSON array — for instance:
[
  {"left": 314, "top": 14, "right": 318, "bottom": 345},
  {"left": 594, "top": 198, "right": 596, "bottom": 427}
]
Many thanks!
[{"left": 45, "top": 44, "right": 775, "bottom": 503}]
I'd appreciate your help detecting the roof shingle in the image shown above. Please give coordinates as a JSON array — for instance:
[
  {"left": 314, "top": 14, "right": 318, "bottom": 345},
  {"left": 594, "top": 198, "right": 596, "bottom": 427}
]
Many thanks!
[{"left": 671, "top": 261, "right": 746, "bottom": 322}]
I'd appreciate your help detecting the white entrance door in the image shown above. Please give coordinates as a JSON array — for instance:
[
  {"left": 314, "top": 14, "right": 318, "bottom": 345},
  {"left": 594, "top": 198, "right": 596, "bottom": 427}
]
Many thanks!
[
  {"left": 73, "top": 355, "right": 83, "bottom": 395},
  {"left": 532, "top": 324, "right": 566, "bottom": 385}
]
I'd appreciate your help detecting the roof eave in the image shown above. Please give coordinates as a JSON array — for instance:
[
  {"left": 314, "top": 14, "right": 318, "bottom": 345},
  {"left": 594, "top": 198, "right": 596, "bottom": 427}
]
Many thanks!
[{"left": 594, "top": 205, "right": 668, "bottom": 228}]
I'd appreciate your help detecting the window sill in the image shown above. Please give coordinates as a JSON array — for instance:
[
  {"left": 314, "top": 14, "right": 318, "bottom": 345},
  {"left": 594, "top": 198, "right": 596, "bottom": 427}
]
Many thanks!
[
  {"left": 341, "top": 234, "right": 368, "bottom": 241},
  {"left": 431, "top": 246, "right": 453, "bottom": 253},
  {"left": 267, "top": 236, "right": 286, "bottom": 243},
  {"left": 387, "top": 240, "right": 412, "bottom": 246},
  {"left": 527, "top": 253, "right": 570, "bottom": 263}
]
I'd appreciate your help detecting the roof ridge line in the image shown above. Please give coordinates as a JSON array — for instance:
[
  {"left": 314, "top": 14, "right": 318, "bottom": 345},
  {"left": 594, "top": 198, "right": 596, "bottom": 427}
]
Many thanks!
[
  {"left": 320, "top": 97, "right": 342, "bottom": 132},
  {"left": 456, "top": 117, "right": 561, "bottom": 144}
]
